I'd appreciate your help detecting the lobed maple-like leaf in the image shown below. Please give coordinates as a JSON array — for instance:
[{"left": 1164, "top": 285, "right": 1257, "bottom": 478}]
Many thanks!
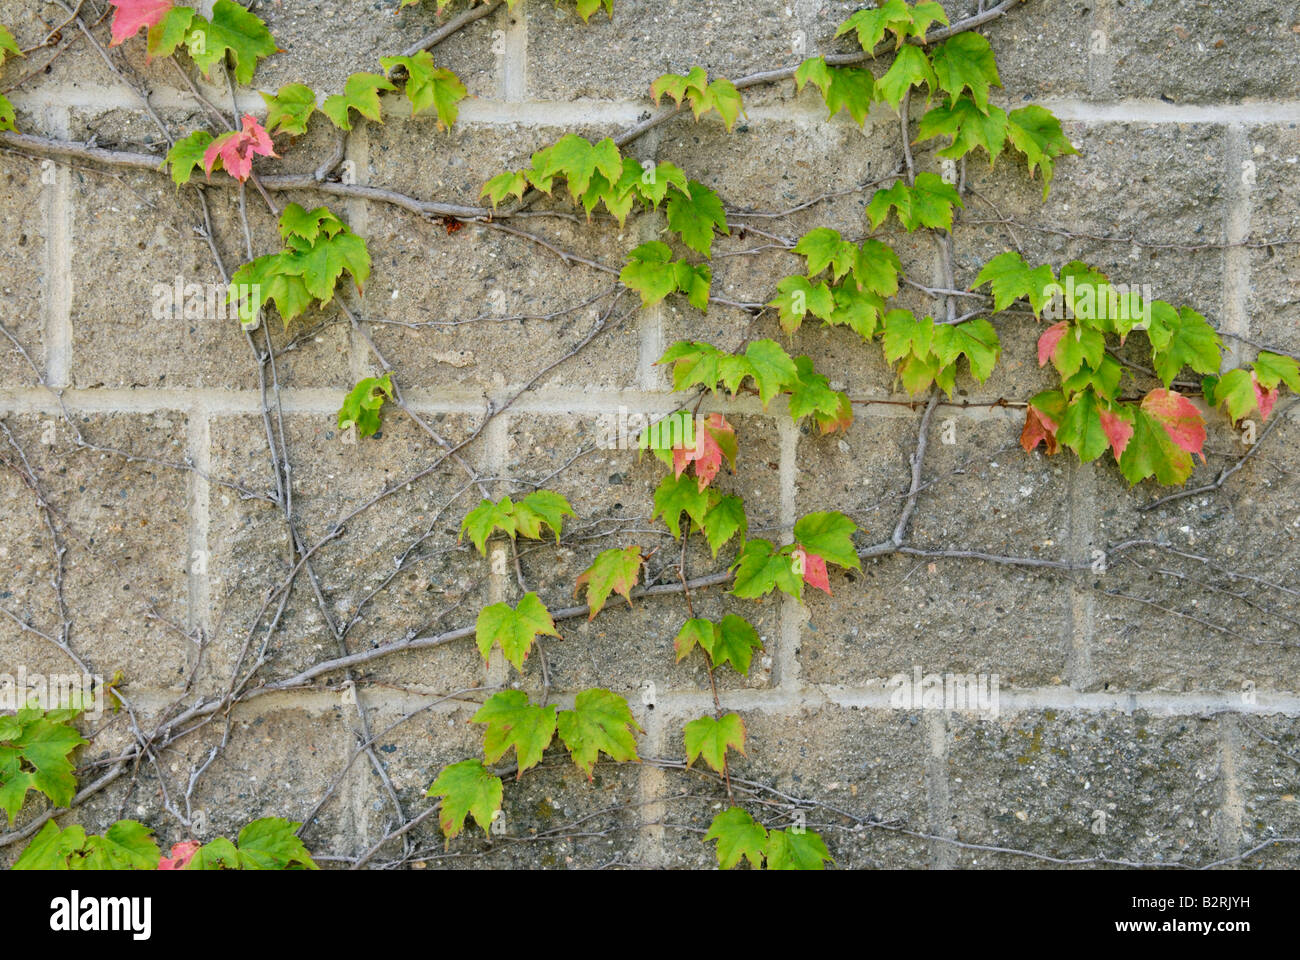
[
  {"left": 202, "top": 113, "right": 277, "bottom": 183},
  {"left": 472, "top": 690, "right": 558, "bottom": 777},
  {"left": 765, "top": 828, "right": 834, "bottom": 870},
  {"left": 794, "top": 57, "right": 875, "bottom": 126},
  {"left": 684, "top": 712, "right": 746, "bottom": 773},
  {"left": 107, "top": 0, "right": 173, "bottom": 46},
  {"left": 973, "top": 251, "right": 1057, "bottom": 316},
  {"left": 380, "top": 52, "right": 467, "bottom": 130},
  {"left": 320, "top": 71, "right": 396, "bottom": 131},
  {"left": 652, "top": 470, "right": 710, "bottom": 541},
  {"left": 337, "top": 373, "right": 393, "bottom": 439},
  {"left": 867, "top": 172, "right": 962, "bottom": 232},
  {"left": 930, "top": 32, "right": 1001, "bottom": 112},
  {"left": 875, "top": 44, "right": 936, "bottom": 111},
  {"left": 188, "top": 0, "right": 280, "bottom": 87},
  {"left": 704, "top": 806, "right": 768, "bottom": 870},
  {"left": 665, "top": 180, "right": 729, "bottom": 256},
  {"left": 620, "top": 241, "right": 711, "bottom": 310},
  {"left": 158, "top": 839, "right": 200, "bottom": 870},
  {"left": 14, "top": 818, "right": 160, "bottom": 870},
  {"left": 574, "top": 545, "right": 643, "bottom": 618},
  {"left": 0, "top": 704, "right": 87, "bottom": 825},
  {"left": 672, "top": 412, "right": 737, "bottom": 490},
  {"left": 261, "top": 83, "right": 318, "bottom": 136},
  {"left": 556, "top": 688, "right": 642, "bottom": 779},
  {"left": 475, "top": 592, "right": 561, "bottom": 672},
  {"left": 186, "top": 817, "right": 317, "bottom": 869},
  {"left": 426, "top": 760, "right": 503, "bottom": 840}
]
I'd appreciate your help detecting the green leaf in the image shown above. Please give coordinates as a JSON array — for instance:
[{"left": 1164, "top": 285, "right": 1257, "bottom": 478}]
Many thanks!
[
  {"left": 930, "top": 32, "right": 1000, "bottom": 112},
  {"left": 931, "top": 318, "right": 1001, "bottom": 383},
  {"left": 875, "top": 44, "right": 936, "bottom": 111},
  {"left": 796, "top": 61, "right": 876, "bottom": 126},
  {"left": 380, "top": 52, "right": 467, "bottom": 129},
  {"left": 701, "top": 613, "right": 764, "bottom": 674},
  {"left": 163, "top": 130, "right": 214, "bottom": 186},
  {"left": 475, "top": 592, "right": 560, "bottom": 672},
  {"left": 231, "top": 817, "right": 317, "bottom": 869},
  {"left": 481, "top": 170, "right": 529, "bottom": 207},
  {"left": 794, "top": 227, "right": 857, "bottom": 282},
  {"left": 867, "top": 172, "right": 962, "bottom": 231},
  {"left": 1253, "top": 351, "right": 1300, "bottom": 393},
  {"left": 557, "top": 688, "right": 642, "bottom": 779},
  {"left": 973, "top": 251, "right": 1056, "bottom": 315},
  {"left": 427, "top": 760, "right": 503, "bottom": 840},
  {"left": 765, "top": 828, "right": 833, "bottom": 870},
  {"left": 1056, "top": 388, "right": 1110, "bottom": 463},
  {"left": 666, "top": 180, "right": 729, "bottom": 256},
  {"left": 261, "top": 83, "right": 318, "bottom": 136},
  {"left": 770, "top": 275, "right": 835, "bottom": 334},
  {"left": 882, "top": 309, "right": 933, "bottom": 363},
  {"left": 148, "top": 6, "right": 196, "bottom": 58},
  {"left": 459, "top": 496, "right": 517, "bottom": 555},
  {"left": 278, "top": 202, "right": 345, "bottom": 244},
  {"left": 472, "top": 690, "right": 558, "bottom": 777},
  {"left": 1207, "top": 368, "right": 1257, "bottom": 425},
  {"left": 14, "top": 819, "right": 160, "bottom": 870},
  {"left": 853, "top": 238, "right": 903, "bottom": 296},
  {"left": 620, "top": 241, "right": 681, "bottom": 307},
  {"left": 1006, "top": 105, "right": 1078, "bottom": 197},
  {"left": 320, "top": 71, "right": 396, "bottom": 130},
  {"left": 574, "top": 545, "right": 643, "bottom": 618},
  {"left": 684, "top": 712, "right": 746, "bottom": 773},
  {"left": 0, "top": 705, "right": 86, "bottom": 825},
  {"left": 1149, "top": 306, "right": 1221, "bottom": 386},
  {"left": 534, "top": 133, "right": 623, "bottom": 201},
  {"left": 0, "top": 93, "right": 14, "bottom": 133},
  {"left": 705, "top": 806, "right": 768, "bottom": 869},
  {"left": 511, "top": 490, "right": 576, "bottom": 543},
  {"left": 652, "top": 471, "right": 711, "bottom": 540},
  {"left": 188, "top": 0, "right": 280, "bottom": 87},
  {"left": 792, "top": 511, "right": 861, "bottom": 570},
  {"left": 673, "top": 618, "right": 715, "bottom": 663},
  {"left": 916, "top": 97, "right": 1009, "bottom": 162},
  {"left": 828, "top": 285, "right": 887, "bottom": 340},
  {"left": 744, "top": 339, "right": 798, "bottom": 407},
  {"left": 0, "top": 24, "right": 22, "bottom": 63},
  {"left": 787, "top": 355, "right": 849, "bottom": 426},
  {"left": 336, "top": 373, "right": 393, "bottom": 439},
  {"left": 701, "top": 492, "right": 747, "bottom": 558}
]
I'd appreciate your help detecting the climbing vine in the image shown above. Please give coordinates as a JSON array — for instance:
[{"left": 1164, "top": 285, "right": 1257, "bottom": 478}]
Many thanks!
[{"left": 0, "top": 0, "right": 1296, "bottom": 871}]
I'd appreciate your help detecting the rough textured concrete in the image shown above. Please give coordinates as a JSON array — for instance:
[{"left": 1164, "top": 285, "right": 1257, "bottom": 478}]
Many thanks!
[{"left": 0, "top": 0, "right": 1298, "bottom": 871}]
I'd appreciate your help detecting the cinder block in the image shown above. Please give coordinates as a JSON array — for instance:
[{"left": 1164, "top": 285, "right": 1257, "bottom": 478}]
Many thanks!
[
  {"left": 1235, "top": 714, "right": 1300, "bottom": 868},
  {"left": 0, "top": 413, "right": 193, "bottom": 691},
  {"left": 946, "top": 710, "right": 1224, "bottom": 867},
  {"left": 658, "top": 704, "right": 930, "bottom": 869},
  {"left": 0, "top": 158, "right": 47, "bottom": 386}
]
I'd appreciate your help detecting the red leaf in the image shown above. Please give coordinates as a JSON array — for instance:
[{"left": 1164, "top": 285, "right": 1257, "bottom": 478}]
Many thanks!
[
  {"left": 1037, "top": 321, "right": 1068, "bottom": 367},
  {"left": 203, "top": 114, "right": 278, "bottom": 183},
  {"left": 1252, "top": 371, "right": 1278, "bottom": 421},
  {"left": 1141, "top": 388, "right": 1206, "bottom": 460},
  {"left": 1098, "top": 407, "right": 1134, "bottom": 461},
  {"left": 1020, "top": 405, "right": 1060, "bottom": 455},
  {"left": 793, "top": 546, "right": 831, "bottom": 595},
  {"left": 672, "top": 413, "right": 736, "bottom": 491},
  {"left": 158, "top": 839, "right": 200, "bottom": 870},
  {"left": 107, "top": 0, "right": 173, "bottom": 46}
]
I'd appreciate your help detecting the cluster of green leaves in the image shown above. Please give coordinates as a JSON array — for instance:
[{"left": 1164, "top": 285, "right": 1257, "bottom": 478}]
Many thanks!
[
  {"left": 673, "top": 614, "right": 763, "bottom": 676},
  {"left": 657, "top": 339, "right": 853, "bottom": 434},
  {"left": 730, "top": 511, "right": 861, "bottom": 601},
  {"left": 428, "top": 687, "right": 640, "bottom": 839},
  {"left": 458, "top": 489, "right": 577, "bottom": 554},
  {"left": 0, "top": 25, "right": 21, "bottom": 132},
  {"left": 337, "top": 373, "right": 394, "bottom": 439},
  {"left": 651, "top": 67, "right": 745, "bottom": 131},
  {"left": 13, "top": 816, "right": 316, "bottom": 870},
  {"left": 482, "top": 136, "right": 727, "bottom": 253},
  {"left": 0, "top": 703, "right": 86, "bottom": 826},
  {"left": 704, "top": 806, "right": 833, "bottom": 870},
  {"left": 134, "top": 1, "right": 278, "bottom": 86},
  {"left": 793, "top": 3, "right": 1074, "bottom": 194},
  {"left": 652, "top": 470, "right": 747, "bottom": 557},
  {"left": 226, "top": 203, "right": 371, "bottom": 328},
  {"left": 401, "top": 0, "right": 613, "bottom": 21},
  {"left": 259, "top": 52, "right": 467, "bottom": 138},
  {"left": 976, "top": 252, "right": 1298, "bottom": 485},
  {"left": 620, "top": 241, "right": 711, "bottom": 310}
]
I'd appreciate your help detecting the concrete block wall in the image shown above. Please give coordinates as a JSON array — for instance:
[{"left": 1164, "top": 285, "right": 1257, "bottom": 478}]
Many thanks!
[{"left": 0, "top": 0, "right": 1297, "bottom": 868}]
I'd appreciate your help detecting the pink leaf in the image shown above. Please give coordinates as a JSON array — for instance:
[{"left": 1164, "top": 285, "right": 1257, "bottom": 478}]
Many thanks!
[
  {"left": 158, "top": 839, "right": 200, "bottom": 870},
  {"left": 671, "top": 413, "right": 736, "bottom": 491},
  {"left": 202, "top": 114, "right": 278, "bottom": 183},
  {"left": 108, "top": 0, "right": 173, "bottom": 46},
  {"left": 1142, "top": 388, "right": 1207, "bottom": 461},
  {"left": 1037, "top": 321, "right": 1068, "bottom": 367},
  {"left": 1098, "top": 408, "right": 1134, "bottom": 461},
  {"left": 1252, "top": 371, "right": 1278, "bottom": 421},
  {"left": 793, "top": 546, "right": 831, "bottom": 596}
]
